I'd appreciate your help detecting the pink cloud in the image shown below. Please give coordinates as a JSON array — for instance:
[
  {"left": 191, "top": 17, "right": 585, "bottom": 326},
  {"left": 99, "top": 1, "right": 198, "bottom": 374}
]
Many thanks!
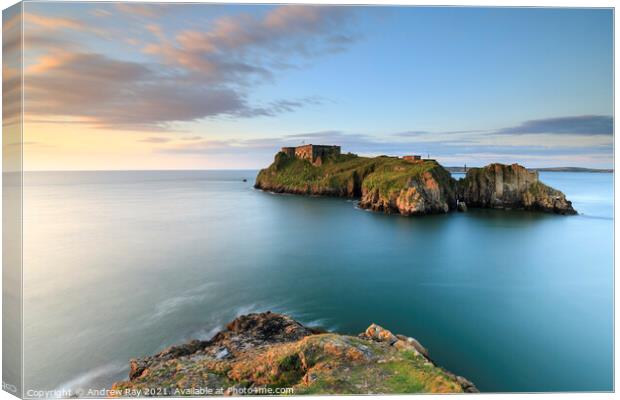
[{"left": 20, "top": 5, "right": 356, "bottom": 130}]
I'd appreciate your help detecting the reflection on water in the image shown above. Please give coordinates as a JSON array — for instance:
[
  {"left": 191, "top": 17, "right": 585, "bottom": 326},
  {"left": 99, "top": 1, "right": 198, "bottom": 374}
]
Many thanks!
[{"left": 23, "top": 170, "right": 613, "bottom": 393}]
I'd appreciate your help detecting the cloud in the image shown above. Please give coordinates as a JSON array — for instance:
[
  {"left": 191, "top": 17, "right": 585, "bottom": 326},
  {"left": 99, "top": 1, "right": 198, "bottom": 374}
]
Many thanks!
[
  {"left": 496, "top": 115, "right": 613, "bottom": 135},
  {"left": 23, "top": 5, "right": 357, "bottom": 131},
  {"left": 139, "top": 137, "right": 172, "bottom": 143},
  {"left": 24, "top": 12, "right": 108, "bottom": 38},
  {"left": 115, "top": 3, "right": 167, "bottom": 18},
  {"left": 25, "top": 52, "right": 252, "bottom": 130},
  {"left": 237, "top": 97, "right": 323, "bottom": 118},
  {"left": 3, "top": 10, "right": 23, "bottom": 127},
  {"left": 4, "top": 141, "right": 56, "bottom": 150},
  {"left": 3, "top": 10, "right": 21, "bottom": 33},
  {"left": 394, "top": 129, "right": 486, "bottom": 137},
  {"left": 23, "top": 50, "right": 327, "bottom": 130},
  {"left": 158, "top": 131, "right": 431, "bottom": 156},
  {"left": 284, "top": 130, "right": 378, "bottom": 147},
  {"left": 143, "top": 5, "right": 356, "bottom": 83},
  {"left": 154, "top": 127, "right": 612, "bottom": 170},
  {"left": 90, "top": 8, "right": 112, "bottom": 18},
  {"left": 3, "top": 67, "right": 21, "bottom": 127},
  {"left": 9, "top": 12, "right": 105, "bottom": 63},
  {"left": 175, "top": 5, "right": 354, "bottom": 55},
  {"left": 159, "top": 139, "right": 250, "bottom": 155},
  {"left": 25, "top": 12, "right": 87, "bottom": 31},
  {"left": 26, "top": 53, "right": 254, "bottom": 130}
]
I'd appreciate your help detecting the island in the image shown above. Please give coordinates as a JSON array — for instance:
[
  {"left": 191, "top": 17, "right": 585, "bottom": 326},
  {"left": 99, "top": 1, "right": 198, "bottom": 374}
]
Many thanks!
[
  {"left": 255, "top": 144, "right": 577, "bottom": 215},
  {"left": 111, "top": 312, "right": 478, "bottom": 395}
]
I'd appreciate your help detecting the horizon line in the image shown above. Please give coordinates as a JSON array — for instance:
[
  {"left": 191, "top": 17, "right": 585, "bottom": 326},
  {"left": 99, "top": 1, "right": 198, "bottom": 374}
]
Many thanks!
[{"left": 11, "top": 165, "right": 614, "bottom": 173}]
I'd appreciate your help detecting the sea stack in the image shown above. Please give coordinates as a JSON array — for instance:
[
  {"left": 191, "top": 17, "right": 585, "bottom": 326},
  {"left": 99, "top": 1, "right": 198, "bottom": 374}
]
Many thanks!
[{"left": 457, "top": 163, "right": 577, "bottom": 215}]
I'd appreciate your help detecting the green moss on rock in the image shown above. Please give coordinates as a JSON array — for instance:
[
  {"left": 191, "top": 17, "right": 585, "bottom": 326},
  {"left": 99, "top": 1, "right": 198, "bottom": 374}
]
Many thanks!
[
  {"left": 255, "top": 152, "right": 457, "bottom": 215},
  {"left": 111, "top": 313, "right": 477, "bottom": 396}
]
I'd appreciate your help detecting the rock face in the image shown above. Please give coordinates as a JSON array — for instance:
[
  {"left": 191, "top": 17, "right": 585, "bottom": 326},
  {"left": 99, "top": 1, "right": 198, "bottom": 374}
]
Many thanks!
[
  {"left": 255, "top": 151, "right": 576, "bottom": 216},
  {"left": 255, "top": 152, "right": 457, "bottom": 216},
  {"left": 111, "top": 312, "right": 477, "bottom": 396},
  {"left": 125, "top": 312, "right": 318, "bottom": 382},
  {"left": 457, "top": 163, "right": 576, "bottom": 215},
  {"left": 359, "top": 169, "right": 456, "bottom": 215}
]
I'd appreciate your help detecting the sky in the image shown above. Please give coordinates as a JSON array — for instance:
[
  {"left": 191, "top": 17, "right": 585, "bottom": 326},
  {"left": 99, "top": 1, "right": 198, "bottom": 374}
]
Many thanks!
[{"left": 3, "top": 3, "right": 614, "bottom": 170}]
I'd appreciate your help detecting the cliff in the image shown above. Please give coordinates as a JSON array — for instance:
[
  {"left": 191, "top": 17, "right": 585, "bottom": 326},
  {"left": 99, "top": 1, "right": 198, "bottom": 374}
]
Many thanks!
[
  {"left": 255, "top": 151, "right": 577, "bottom": 216},
  {"left": 458, "top": 164, "right": 576, "bottom": 215},
  {"left": 111, "top": 312, "right": 477, "bottom": 396},
  {"left": 255, "top": 152, "right": 457, "bottom": 215}
]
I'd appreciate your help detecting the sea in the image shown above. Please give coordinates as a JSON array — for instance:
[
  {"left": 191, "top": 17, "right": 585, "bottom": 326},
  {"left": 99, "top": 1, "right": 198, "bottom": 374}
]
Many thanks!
[{"left": 20, "top": 170, "right": 613, "bottom": 393}]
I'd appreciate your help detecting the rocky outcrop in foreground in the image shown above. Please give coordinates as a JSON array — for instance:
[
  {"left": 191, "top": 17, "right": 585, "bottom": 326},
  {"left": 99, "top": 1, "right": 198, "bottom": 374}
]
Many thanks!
[
  {"left": 458, "top": 164, "right": 576, "bottom": 215},
  {"left": 111, "top": 312, "right": 477, "bottom": 396},
  {"left": 255, "top": 151, "right": 577, "bottom": 216}
]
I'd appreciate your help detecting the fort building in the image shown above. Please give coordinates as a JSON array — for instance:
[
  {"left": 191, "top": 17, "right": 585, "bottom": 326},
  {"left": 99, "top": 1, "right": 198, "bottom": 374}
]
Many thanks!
[
  {"left": 402, "top": 155, "right": 422, "bottom": 162},
  {"left": 281, "top": 144, "right": 341, "bottom": 165}
]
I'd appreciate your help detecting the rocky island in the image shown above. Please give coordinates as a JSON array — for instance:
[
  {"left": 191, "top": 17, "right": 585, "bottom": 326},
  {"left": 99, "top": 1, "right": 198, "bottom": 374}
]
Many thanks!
[
  {"left": 111, "top": 312, "right": 477, "bottom": 395},
  {"left": 255, "top": 144, "right": 576, "bottom": 215}
]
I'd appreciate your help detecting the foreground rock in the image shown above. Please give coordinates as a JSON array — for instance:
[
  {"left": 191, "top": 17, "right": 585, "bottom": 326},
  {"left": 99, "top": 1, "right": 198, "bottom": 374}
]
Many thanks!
[
  {"left": 458, "top": 164, "right": 576, "bottom": 215},
  {"left": 111, "top": 312, "right": 477, "bottom": 396},
  {"left": 255, "top": 150, "right": 577, "bottom": 216}
]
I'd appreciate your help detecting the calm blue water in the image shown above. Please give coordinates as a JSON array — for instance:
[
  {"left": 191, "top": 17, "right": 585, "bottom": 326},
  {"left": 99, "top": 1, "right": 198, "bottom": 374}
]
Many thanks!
[{"left": 22, "top": 170, "right": 613, "bottom": 393}]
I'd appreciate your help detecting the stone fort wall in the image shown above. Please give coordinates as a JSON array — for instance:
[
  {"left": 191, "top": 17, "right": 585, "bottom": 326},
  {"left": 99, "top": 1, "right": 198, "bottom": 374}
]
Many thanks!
[{"left": 280, "top": 144, "right": 341, "bottom": 165}]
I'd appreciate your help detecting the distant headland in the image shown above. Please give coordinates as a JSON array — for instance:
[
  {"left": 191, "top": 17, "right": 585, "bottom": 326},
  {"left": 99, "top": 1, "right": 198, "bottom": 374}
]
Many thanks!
[
  {"left": 446, "top": 166, "right": 613, "bottom": 173},
  {"left": 255, "top": 144, "right": 577, "bottom": 216}
]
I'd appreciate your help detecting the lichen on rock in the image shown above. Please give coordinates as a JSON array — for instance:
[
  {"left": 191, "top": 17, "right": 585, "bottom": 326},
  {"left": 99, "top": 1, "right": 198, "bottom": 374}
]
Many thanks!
[{"left": 111, "top": 312, "right": 478, "bottom": 396}]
